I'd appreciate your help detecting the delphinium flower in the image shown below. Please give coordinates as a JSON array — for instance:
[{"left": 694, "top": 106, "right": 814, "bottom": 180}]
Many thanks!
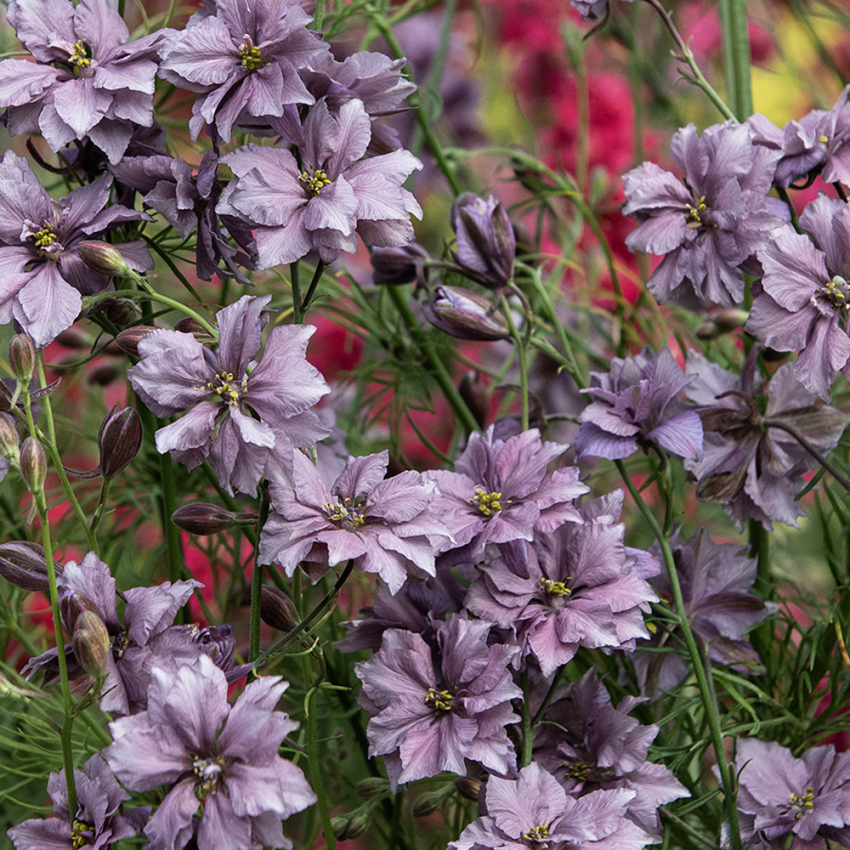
[
  {"left": 747, "top": 193, "right": 850, "bottom": 400},
  {"left": 0, "top": 0, "right": 163, "bottom": 162},
  {"left": 450, "top": 192, "right": 516, "bottom": 290},
  {"left": 729, "top": 738, "right": 850, "bottom": 850},
  {"left": 158, "top": 0, "right": 329, "bottom": 143},
  {"left": 622, "top": 121, "right": 785, "bottom": 307},
  {"left": 106, "top": 655, "right": 316, "bottom": 850},
  {"left": 534, "top": 670, "right": 687, "bottom": 838},
  {"left": 0, "top": 151, "right": 152, "bottom": 347},
  {"left": 355, "top": 615, "right": 521, "bottom": 790},
  {"left": 686, "top": 351, "right": 850, "bottom": 529},
  {"left": 128, "top": 294, "right": 329, "bottom": 495},
  {"left": 8, "top": 754, "right": 149, "bottom": 850},
  {"left": 216, "top": 98, "right": 423, "bottom": 267},
  {"left": 573, "top": 347, "right": 704, "bottom": 462},
  {"left": 427, "top": 426, "right": 587, "bottom": 573},
  {"left": 466, "top": 492, "right": 659, "bottom": 677},
  {"left": 259, "top": 449, "right": 450, "bottom": 594},
  {"left": 449, "top": 762, "right": 653, "bottom": 850}
]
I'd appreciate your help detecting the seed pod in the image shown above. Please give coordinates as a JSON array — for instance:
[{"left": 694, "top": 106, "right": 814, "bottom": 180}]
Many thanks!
[
  {"left": 114, "top": 326, "right": 156, "bottom": 358},
  {"left": 77, "top": 241, "right": 131, "bottom": 276},
  {"left": 20, "top": 437, "right": 47, "bottom": 495},
  {"left": 72, "top": 610, "right": 110, "bottom": 681},
  {"left": 0, "top": 541, "right": 52, "bottom": 592},
  {"left": 260, "top": 585, "right": 300, "bottom": 632},
  {"left": 8, "top": 335, "right": 35, "bottom": 383},
  {"left": 98, "top": 407, "right": 142, "bottom": 479}
]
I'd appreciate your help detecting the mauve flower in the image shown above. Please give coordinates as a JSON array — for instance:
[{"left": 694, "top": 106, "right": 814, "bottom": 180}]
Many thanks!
[
  {"left": 623, "top": 121, "right": 785, "bottom": 307},
  {"left": 259, "top": 449, "right": 450, "bottom": 594},
  {"left": 217, "top": 98, "right": 422, "bottom": 267},
  {"left": 0, "top": 151, "right": 152, "bottom": 347},
  {"left": 0, "top": 0, "right": 163, "bottom": 163},
  {"left": 424, "top": 284, "right": 511, "bottom": 341},
  {"left": 450, "top": 193, "right": 516, "bottom": 290},
  {"left": 128, "top": 294, "right": 329, "bottom": 495},
  {"left": 106, "top": 655, "right": 316, "bottom": 850},
  {"left": 355, "top": 616, "right": 521, "bottom": 790},
  {"left": 158, "top": 0, "right": 328, "bottom": 143},
  {"left": 574, "top": 347, "right": 704, "bottom": 462},
  {"left": 8, "top": 754, "right": 149, "bottom": 850}
]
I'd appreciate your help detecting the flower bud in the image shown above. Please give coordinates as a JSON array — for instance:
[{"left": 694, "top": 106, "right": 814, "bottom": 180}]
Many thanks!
[
  {"left": 342, "top": 812, "right": 370, "bottom": 840},
  {"left": 450, "top": 193, "right": 515, "bottom": 289},
  {"left": 20, "top": 437, "right": 47, "bottom": 494},
  {"left": 0, "top": 414, "right": 19, "bottom": 462},
  {"left": 458, "top": 371, "right": 489, "bottom": 429},
  {"left": 0, "top": 541, "right": 52, "bottom": 592},
  {"left": 330, "top": 816, "right": 351, "bottom": 841},
  {"left": 87, "top": 362, "right": 124, "bottom": 387},
  {"left": 371, "top": 244, "right": 430, "bottom": 286},
  {"left": 98, "top": 406, "right": 142, "bottom": 479},
  {"left": 71, "top": 610, "right": 110, "bottom": 681},
  {"left": 77, "top": 241, "right": 131, "bottom": 276},
  {"left": 171, "top": 503, "right": 258, "bottom": 534},
  {"left": 356, "top": 777, "right": 388, "bottom": 798},
  {"left": 260, "top": 585, "right": 300, "bottom": 632},
  {"left": 8, "top": 335, "right": 35, "bottom": 383},
  {"left": 104, "top": 298, "right": 143, "bottom": 327},
  {"left": 696, "top": 308, "right": 749, "bottom": 340},
  {"left": 60, "top": 588, "right": 102, "bottom": 633},
  {"left": 455, "top": 776, "right": 483, "bottom": 801},
  {"left": 175, "top": 318, "right": 215, "bottom": 342},
  {"left": 411, "top": 790, "right": 444, "bottom": 818},
  {"left": 424, "top": 286, "right": 510, "bottom": 341},
  {"left": 115, "top": 326, "right": 156, "bottom": 358}
]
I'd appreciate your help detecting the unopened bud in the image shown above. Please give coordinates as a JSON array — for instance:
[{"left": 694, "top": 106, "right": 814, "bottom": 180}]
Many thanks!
[
  {"left": 171, "top": 503, "right": 258, "bottom": 534},
  {"left": 412, "top": 791, "right": 444, "bottom": 818},
  {"left": 356, "top": 777, "right": 389, "bottom": 798},
  {"left": 330, "top": 816, "right": 350, "bottom": 841},
  {"left": 0, "top": 414, "right": 19, "bottom": 462},
  {"left": 104, "top": 298, "right": 143, "bottom": 327},
  {"left": 175, "top": 318, "right": 215, "bottom": 343},
  {"left": 98, "top": 406, "right": 142, "bottom": 479},
  {"left": 696, "top": 308, "right": 749, "bottom": 340},
  {"left": 77, "top": 241, "right": 131, "bottom": 277},
  {"left": 342, "top": 812, "right": 370, "bottom": 839},
  {"left": 424, "top": 286, "right": 510, "bottom": 341},
  {"left": 87, "top": 363, "right": 124, "bottom": 387},
  {"left": 455, "top": 776, "right": 483, "bottom": 801},
  {"left": 451, "top": 193, "right": 516, "bottom": 289},
  {"left": 8, "top": 335, "right": 35, "bottom": 382},
  {"left": 0, "top": 541, "right": 51, "bottom": 592},
  {"left": 115, "top": 326, "right": 156, "bottom": 358},
  {"left": 20, "top": 437, "right": 47, "bottom": 494},
  {"left": 371, "top": 244, "right": 430, "bottom": 286},
  {"left": 72, "top": 610, "right": 110, "bottom": 681},
  {"left": 60, "top": 588, "right": 101, "bottom": 633},
  {"left": 260, "top": 585, "right": 300, "bottom": 632},
  {"left": 458, "top": 372, "right": 489, "bottom": 429},
  {"left": 54, "top": 328, "right": 92, "bottom": 350}
]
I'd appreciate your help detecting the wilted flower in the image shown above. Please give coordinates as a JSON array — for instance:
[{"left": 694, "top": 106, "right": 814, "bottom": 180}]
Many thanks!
[
  {"left": 424, "top": 285, "right": 510, "bottom": 341},
  {"left": 355, "top": 616, "right": 521, "bottom": 790},
  {"left": 106, "top": 655, "right": 316, "bottom": 850},
  {"left": 450, "top": 193, "right": 516, "bottom": 289},
  {"left": 128, "top": 294, "right": 329, "bottom": 495}
]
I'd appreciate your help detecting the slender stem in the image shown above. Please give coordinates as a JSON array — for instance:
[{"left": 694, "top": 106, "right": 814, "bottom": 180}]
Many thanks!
[
  {"left": 763, "top": 418, "right": 850, "bottom": 493},
  {"left": 303, "top": 655, "right": 336, "bottom": 850},
  {"left": 520, "top": 668, "right": 533, "bottom": 767},
  {"left": 159, "top": 448, "right": 185, "bottom": 619},
  {"left": 142, "top": 234, "right": 204, "bottom": 303},
  {"left": 249, "top": 491, "right": 270, "bottom": 668},
  {"left": 89, "top": 477, "right": 111, "bottom": 535},
  {"left": 314, "top": 0, "right": 324, "bottom": 31},
  {"left": 719, "top": 0, "right": 753, "bottom": 118},
  {"left": 291, "top": 260, "right": 303, "bottom": 324},
  {"left": 135, "top": 277, "right": 218, "bottom": 339},
  {"left": 300, "top": 261, "right": 326, "bottom": 315},
  {"left": 500, "top": 292, "right": 529, "bottom": 431}
]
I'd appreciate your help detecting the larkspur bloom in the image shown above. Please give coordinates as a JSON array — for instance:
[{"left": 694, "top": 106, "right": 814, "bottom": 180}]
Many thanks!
[
  {"left": 128, "top": 294, "right": 329, "bottom": 495},
  {"left": 259, "top": 449, "right": 450, "bottom": 594},
  {"left": 0, "top": 0, "right": 163, "bottom": 162},
  {"left": 450, "top": 192, "right": 516, "bottom": 290},
  {"left": 106, "top": 655, "right": 316, "bottom": 850},
  {"left": 8, "top": 754, "right": 149, "bottom": 850},
  {"left": 0, "top": 151, "right": 152, "bottom": 347},
  {"left": 623, "top": 121, "right": 785, "bottom": 307},
  {"left": 158, "top": 0, "right": 328, "bottom": 143},
  {"left": 574, "top": 347, "right": 704, "bottom": 462},
  {"left": 217, "top": 98, "right": 423, "bottom": 267},
  {"left": 355, "top": 615, "right": 521, "bottom": 790},
  {"left": 424, "top": 285, "right": 511, "bottom": 341}
]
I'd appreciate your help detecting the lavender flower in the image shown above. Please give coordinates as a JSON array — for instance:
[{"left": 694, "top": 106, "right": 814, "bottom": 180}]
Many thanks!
[
  {"left": 0, "top": 151, "right": 152, "bottom": 347},
  {"left": 9, "top": 754, "right": 149, "bottom": 850},
  {"left": 128, "top": 294, "right": 329, "bottom": 495},
  {"left": 623, "top": 121, "right": 785, "bottom": 307},
  {"left": 450, "top": 193, "right": 516, "bottom": 290},
  {"left": 0, "top": 0, "right": 163, "bottom": 163},
  {"left": 355, "top": 616, "right": 521, "bottom": 790},
  {"left": 217, "top": 98, "right": 422, "bottom": 267},
  {"left": 424, "top": 285, "right": 511, "bottom": 341},
  {"left": 259, "top": 449, "right": 450, "bottom": 594},
  {"left": 574, "top": 347, "right": 704, "bottom": 462},
  {"left": 106, "top": 655, "right": 316, "bottom": 850}
]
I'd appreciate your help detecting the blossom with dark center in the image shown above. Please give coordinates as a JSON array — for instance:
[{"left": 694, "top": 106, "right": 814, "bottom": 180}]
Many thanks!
[
  {"left": 106, "top": 655, "right": 316, "bottom": 850},
  {"left": 573, "top": 347, "right": 704, "bottom": 462},
  {"left": 0, "top": 151, "right": 152, "bottom": 347},
  {"left": 747, "top": 194, "right": 850, "bottom": 400},
  {"left": 729, "top": 739, "right": 850, "bottom": 850},
  {"left": 450, "top": 193, "right": 516, "bottom": 290},
  {"left": 0, "top": 0, "right": 163, "bottom": 163},
  {"left": 534, "top": 670, "right": 687, "bottom": 838},
  {"left": 216, "top": 98, "right": 422, "bottom": 267},
  {"left": 259, "top": 449, "right": 450, "bottom": 594},
  {"left": 355, "top": 615, "right": 521, "bottom": 790},
  {"left": 427, "top": 426, "right": 587, "bottom": 573},
  {"left": 449, "top": 762, "right": 653, "bottom": 850},
  {"left": 128, "top": 294, "right": 329, "bottom": 495},
  {"left": 686, "top": 351, "right": 850, "bottom": 529},
  {"left": 623, "top": 121, "right": 785, "bottom": 307},
  {"left": 466, "top": 492, "right": 659, "bottom": 677},
  {"left": 8, "top": 754, "right": 149, "bottom": 850},
  {"left": 158, "top": 0, "right": 328, "bottom": 143}
]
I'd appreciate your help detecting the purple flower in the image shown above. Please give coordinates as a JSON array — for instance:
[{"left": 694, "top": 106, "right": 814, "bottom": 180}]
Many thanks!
[
  {"left": 217, "top": 98, "right": 422, "bottom": 267},
  {"left": 449, "top": 762, "right": 653, "bottom": 850},
  {"left": 128, "top": 294, "right": 329, "bottom": 495},
  {"left": 623, "top": 121, "right": 785, "bottom": 307},
  {"left": 747, "top": 194, "right": 850, "bottom": 400},
  {"left": 466, "top": 492, "right": 659, "bottom": 677},
  {"left": 424, "top": 285, "right": 511, "bottom": 341},
  {"left": 106, "top": 655, "right": 316, "bottom": 850},
  {"left": 355, "top": 615, "right": 521, "bottom": 790},
  {"left": 0, "top": 151, "right": 151, "bottom": 347},
  {"left": 0, "top": 0, "right": 163, "bottom": 163},
  {"left": 158, "top": 0, "right": 328, "bottom": 143},
  {"left": 259, "top": 449, "right": 450, "bottom": 594},
  {"left": 574, "top": 347, "right": 704, "bottom": 462},
  {"left": 9, "top": 754, "right": 149, "bottom": 850},
  {"left": 450, "top": 193, "right": 516, "bottom": 290}
]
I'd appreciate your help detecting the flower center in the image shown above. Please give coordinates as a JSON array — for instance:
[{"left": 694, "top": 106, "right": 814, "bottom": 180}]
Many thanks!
[
  {"left": 814, "top": 275, "right": 850, "bottom": 311},
  {"left": 788, "top": 786, "right": 815, "bottom": 820},
  {"left": 540, "top": 577, "right": 571, "bottom": 597},
  {"left": 424, "top": 687, "right": 454, "bottom": 715},
  {"left": 469, "top": 489, "right": 506, "bottom": 517},
  {"left": 685, "top": 194, "right": 708, "bottom": 228},
  {"left": 193, "top": 755, "right": 225, "bottom": 797},
  {"left": 819, "top": 134, "right": 829, "bottom": 144},
  {"left": 563, "top": 760, "right": 591, "bottom": 781},
  {"left": 208, "top": 371, "right": 248, "bottom": 406},
  {"left": 112, "top": 631, "right": 129, "bottom": 660},
  {"left": 324, "top": 497, "right": 366, "bottom": 529},
  {"left": 522, "top": 824, "right": 550, "bottom": 841},
  {"left": 32, "top": 221, "right": 58, "bottom": 253},
  {"left": 69, "top": 40, "right": 92, "bottom": 74},
  {"left": 238, "top": 36, "right": 263, "bottom": 71},
  {"left": 70, "top": 818, "right": 94, "bottom": 849},
  {"left": 298, "top": 166, "right": 333, "bottom": 196}
]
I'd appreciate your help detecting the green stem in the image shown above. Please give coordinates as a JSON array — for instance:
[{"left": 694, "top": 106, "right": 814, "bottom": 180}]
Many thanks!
[
  {"left": 249, "top": 491, "right": 270, "bottom": 667},
  {"left": 300, "top": 261, "right": 326, "bottom": 316},
  {"left": 142, "top": 234, "right": 204, "bottom": 303},
  {"left": 520, "top": 668, "right": 533, "bottom": 767},
  {"left": 159, "top": 448, "right": 185, "bottom": 615},
  {"left": 500, "top": 292, "right": 529, "bottom": 431},
  {"left": 763, "top": 417, "right": 850, "bottom": 493},
  {"left": 291, "top": 260, "right": 303, "bottom": 324},
  {"left": 719, "top": 0, "right": 753, "bottom": 118},
  {"left": 89, "top": 477, "right": 111, "bottom": 535},
  {"left": 303, "top": 655, "right": 336, "bottom": 850},
  {"left": 314, "top": 0, "right": 325, "bottom": 31}
]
